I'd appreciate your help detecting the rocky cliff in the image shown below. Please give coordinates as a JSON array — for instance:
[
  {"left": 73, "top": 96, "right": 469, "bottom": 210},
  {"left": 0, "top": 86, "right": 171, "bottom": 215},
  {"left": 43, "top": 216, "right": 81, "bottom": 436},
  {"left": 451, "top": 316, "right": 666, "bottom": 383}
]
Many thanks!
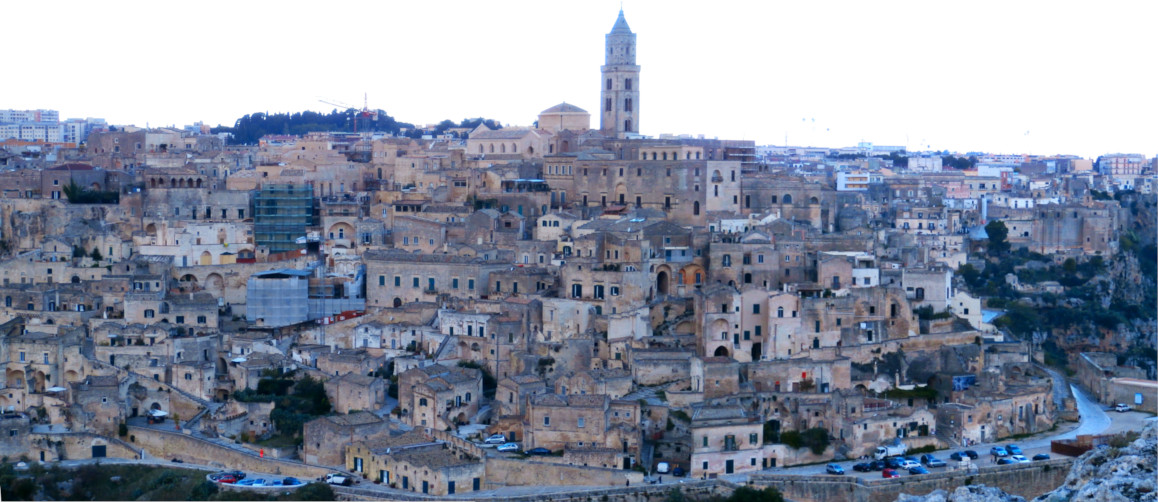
[{"left": 1035, "top": 422, "right": 1156, "bottom": 501}]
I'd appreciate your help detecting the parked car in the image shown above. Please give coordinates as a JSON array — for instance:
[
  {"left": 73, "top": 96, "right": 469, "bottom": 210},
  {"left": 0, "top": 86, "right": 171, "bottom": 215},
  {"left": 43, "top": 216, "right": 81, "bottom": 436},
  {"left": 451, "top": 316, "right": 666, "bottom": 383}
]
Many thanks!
[
  {"left": 236, "top": 479, "right": 257, "bottom": 486},
  {"left": 949, "top": 451, "right": 968, "bottom": 461},
  {"left": 226, "top": 471, "right": 246, "bottom": 481},
  {"left": 908, "top": 466, "right": 930, "bottom": 475},
  {"left": 852, "top": 462, "right": 873, "bottom": 472},
  {"left": 1115, "top": 403, "right": 1132, "bottom": 412},
  {"left": 898, "top": 459, "right": 921, "bottom": 470},
  {"left": 921, "top": 454, "right": 946, "bottom": 468},
  {"left": 497, "top": 442, "right": 519, "bottom": 452},
  {"left": 869, "top": 460, "right": 887, "bottom": 471},
  {"left": 882, "top": 468, "right": 900, "bottom": 478},
  {"left": 485, "top": 434, "right": 508, "bottom": 444},
  {"left": 216, "top": 475, "right": 237, "bottom": 484},
  {"left": 672, "top": 467, "right": 685, "bottom": 477},
  {"left": 1006, "top": 445, "right": 1023, "bottom": 456},
  {"left": 526, "top": 447, "right": 551, "bottom": 456},
  {"left": 996, "top": 458, "right": 1015, "bottom": 465},
  {"left": 826, "top": 464, "right": 845, "bottom": 475},
  {"left": 1011, "top": 455, "right": 1030, "bottom": 463},
  {"left": 171, "top": 458, "right": 184, "bottom": 463},
  {"left": 1032, "top": 453, "right": 1051, "bottom": 461},
  {"left": 963, "top": 450, "right": 980, "bottom": 459},
  {"left": 990, "top": 446, "right": 1009, "bottom": 457},
  {"left": 251, "top": 479, "right": 267, "bottom": 487},
  {"left": 282, "top": 477, "right": 300, "bottom": 486},
  {"left": 885, "top": 457, "right": 904, "bottom": 469}
]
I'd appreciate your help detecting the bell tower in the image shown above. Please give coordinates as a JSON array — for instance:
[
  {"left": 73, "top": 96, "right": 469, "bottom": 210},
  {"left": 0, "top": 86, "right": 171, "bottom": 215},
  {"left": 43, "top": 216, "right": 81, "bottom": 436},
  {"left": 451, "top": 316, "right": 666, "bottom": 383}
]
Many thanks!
[{"left": 600, "top": 10, "right": 639, "bottom": 138}]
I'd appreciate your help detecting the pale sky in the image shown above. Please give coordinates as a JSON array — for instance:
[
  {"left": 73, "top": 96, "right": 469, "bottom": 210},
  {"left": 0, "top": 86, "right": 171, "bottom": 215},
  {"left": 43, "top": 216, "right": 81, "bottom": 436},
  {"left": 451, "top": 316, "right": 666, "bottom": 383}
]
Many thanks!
[{"left": 7, "top": 0, "right": 1156, "bottom": 158}]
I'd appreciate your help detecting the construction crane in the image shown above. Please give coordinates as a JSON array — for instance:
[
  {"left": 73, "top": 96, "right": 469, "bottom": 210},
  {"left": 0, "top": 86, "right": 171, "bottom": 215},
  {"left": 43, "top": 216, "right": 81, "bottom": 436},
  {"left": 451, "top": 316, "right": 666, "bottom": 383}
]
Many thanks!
[{"left": 318, "top": 93, "right": 379, "bottom": 133}]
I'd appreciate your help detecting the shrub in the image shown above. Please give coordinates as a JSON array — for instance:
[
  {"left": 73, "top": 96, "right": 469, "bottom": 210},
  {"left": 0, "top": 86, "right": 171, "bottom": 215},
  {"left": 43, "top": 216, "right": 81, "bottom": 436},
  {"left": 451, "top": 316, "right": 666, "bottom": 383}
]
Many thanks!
[{"left": 777, "top": 427, "right": 829, "bottom": 455}]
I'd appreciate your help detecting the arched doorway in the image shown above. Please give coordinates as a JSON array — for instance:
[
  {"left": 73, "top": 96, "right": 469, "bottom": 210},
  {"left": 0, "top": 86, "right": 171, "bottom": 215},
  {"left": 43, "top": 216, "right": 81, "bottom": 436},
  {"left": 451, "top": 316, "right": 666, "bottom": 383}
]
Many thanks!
[
  {"left": 713, "top": 346, "right": 730, "bottom": 357},
  {"left": 750, "top": 343, "right": 762, "bottom": 360},
  {"left": 656, "top": 271, "right": 669, "bottom": 296},
  {"left": 392, "top": 298, "right": 403, "bottom": 308},
  {"left": 199, "top": 251, "right": 212, "bottom": 265}
]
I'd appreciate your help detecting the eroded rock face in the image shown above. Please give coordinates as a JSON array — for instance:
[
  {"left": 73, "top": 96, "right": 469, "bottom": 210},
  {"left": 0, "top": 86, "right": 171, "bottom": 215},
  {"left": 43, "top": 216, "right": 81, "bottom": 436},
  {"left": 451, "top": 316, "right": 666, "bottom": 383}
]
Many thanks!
[
  {"left": 1035, "top": 422, "right": 1157, "bottom": 502},
  {"left": 897, "top": 485, "right": 1027, "bottom": 502}
]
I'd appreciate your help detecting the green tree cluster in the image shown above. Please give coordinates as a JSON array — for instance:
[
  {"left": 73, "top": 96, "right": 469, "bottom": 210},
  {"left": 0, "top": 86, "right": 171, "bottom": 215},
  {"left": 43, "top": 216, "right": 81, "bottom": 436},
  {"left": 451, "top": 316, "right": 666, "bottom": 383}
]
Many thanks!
[{"left": 776, "top": 427, "right": 830, "bottom": 455}]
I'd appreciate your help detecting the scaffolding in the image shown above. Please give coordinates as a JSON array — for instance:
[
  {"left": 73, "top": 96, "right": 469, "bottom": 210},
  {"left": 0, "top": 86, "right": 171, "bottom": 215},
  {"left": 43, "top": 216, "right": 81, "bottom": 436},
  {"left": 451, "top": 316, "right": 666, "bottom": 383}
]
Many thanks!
[{"left": 253, "top": 183, "right": 316, "bottom": 254}]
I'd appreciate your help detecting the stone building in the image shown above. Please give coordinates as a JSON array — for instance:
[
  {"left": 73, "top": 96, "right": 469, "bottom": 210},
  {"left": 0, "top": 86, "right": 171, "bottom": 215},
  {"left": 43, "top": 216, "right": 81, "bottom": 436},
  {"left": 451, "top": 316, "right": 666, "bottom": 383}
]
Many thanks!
[
  {"left": 346, "top": 429, "right": 486, "bottom": 495},
  {"left": 397, "top": 363, "right": 483, "bottom": 430},
  {"left": 325, "top": 372, "right": 386, "bottom": 414},
  {"left": 302, "top": 411, "right": 391, "bottom": 466},
  {"left": 689, "top": 403, "right": 776, "bottom": 477},
  {"left": 523, "top": 393, "right": 641, "bottom": 462}
]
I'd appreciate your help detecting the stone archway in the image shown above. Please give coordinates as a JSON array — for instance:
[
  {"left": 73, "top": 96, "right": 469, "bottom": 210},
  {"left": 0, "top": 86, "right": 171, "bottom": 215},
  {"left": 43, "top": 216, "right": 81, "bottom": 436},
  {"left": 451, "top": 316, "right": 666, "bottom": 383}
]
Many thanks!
[
  {"left": 713, "top": 346, "right": 730, "bottom": 357},
  {"left": 204, "top": 273, "right": 224, "bottom": 293},
  {"left": 656, "top": 271, "right": 670, "bottom": 296},
  {"left": 393, "top": 298, "right": 403, "bottom": 308}
]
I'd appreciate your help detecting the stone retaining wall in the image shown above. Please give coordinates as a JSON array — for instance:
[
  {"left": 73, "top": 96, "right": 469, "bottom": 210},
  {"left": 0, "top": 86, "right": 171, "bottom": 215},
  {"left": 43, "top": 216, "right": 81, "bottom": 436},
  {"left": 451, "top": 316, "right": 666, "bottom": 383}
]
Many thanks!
[
  {"left": 127, "top": 425, "right": 332, "bottom": 479},
  {"left": 751, "top": 457, "right": 1073, "bottom": 502}
]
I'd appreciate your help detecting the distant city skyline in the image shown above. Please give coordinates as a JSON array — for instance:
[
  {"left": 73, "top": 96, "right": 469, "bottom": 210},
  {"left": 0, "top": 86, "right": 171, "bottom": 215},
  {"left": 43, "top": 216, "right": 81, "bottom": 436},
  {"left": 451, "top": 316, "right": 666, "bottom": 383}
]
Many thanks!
[{"left": 6, "top": 0, "right": 1156, "bottom": 158}]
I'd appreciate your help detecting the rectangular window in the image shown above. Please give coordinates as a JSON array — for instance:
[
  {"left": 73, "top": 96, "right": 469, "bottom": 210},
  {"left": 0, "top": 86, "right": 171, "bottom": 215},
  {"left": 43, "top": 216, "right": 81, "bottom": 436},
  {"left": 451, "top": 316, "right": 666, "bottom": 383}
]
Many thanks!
[
  {"left": 468, "top": 279, "right": 475, "bottom": 290},
  {"left": 703, "top": 436, "right": 708, "bottom": 447},
  {"left": 412, "top": 277, "right": 419, "bottom": 288},
  {"left": 176, "top": 316, "right": 185, "bottom": 324},
  {"left": 379, "top": 276, "right": 385, "bottom": 286},
  {"left": 577, "top": 417, "right": 585, "bottom": 428},
  {"left": 19, "top": 352, "right": 24, "bottom": 362},
  {"left": 753, "top": 304, "right": 760, "bottom": 314},
  {"left": 197, "top": 315, "right": 207, "bottom": 324},
  {"left": 453, "top": 278, "right": 459, "bottom": 289},
  {"left": 394, "top": 276, "right": 401, "bottom": 287},
  {"left": 544, "top": 416, "right": 550, "bottom": 426}
]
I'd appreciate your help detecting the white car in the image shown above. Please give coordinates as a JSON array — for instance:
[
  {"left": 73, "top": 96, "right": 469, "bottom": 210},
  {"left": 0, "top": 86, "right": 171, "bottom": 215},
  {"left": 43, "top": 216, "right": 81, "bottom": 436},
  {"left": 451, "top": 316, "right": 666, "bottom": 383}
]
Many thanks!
[
  {"left": 898, "top": 459, "right": 921, "bottom": 470},
  {"left": 1011, "top": 455, "right": 1030, "bottom": 463},
  {"left": 484, "top": 434, "right": 508, "bottom": 444},
  {"left": 496, "top": 442, "right": 519, "bottom": 452},
  {"left": 1115, "top": 403, "right": 1132, "bottom": 412}
]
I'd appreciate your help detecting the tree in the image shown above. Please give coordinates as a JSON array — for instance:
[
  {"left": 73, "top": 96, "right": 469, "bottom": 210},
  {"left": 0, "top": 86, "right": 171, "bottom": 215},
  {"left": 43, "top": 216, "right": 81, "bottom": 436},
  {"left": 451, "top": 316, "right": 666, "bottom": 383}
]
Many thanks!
[
  {"left": 72, "top": 245, "right": 86, "bottom": 258},
  {"left": 985, "top": 220, "right": 1010, "bottom": 256},
  {"left": 90, "top": 248, "right": 103, "bottom": 261}
]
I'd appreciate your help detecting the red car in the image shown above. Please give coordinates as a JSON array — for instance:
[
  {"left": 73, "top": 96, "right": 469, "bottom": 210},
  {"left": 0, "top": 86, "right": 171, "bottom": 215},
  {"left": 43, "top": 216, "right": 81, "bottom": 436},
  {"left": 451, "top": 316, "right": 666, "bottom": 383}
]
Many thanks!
[
  {"left": 217, "top": 475, "right": 238, "bottom": 484},
  {"left": 882, "top": 468, "right": 900, "bottom": 479}
]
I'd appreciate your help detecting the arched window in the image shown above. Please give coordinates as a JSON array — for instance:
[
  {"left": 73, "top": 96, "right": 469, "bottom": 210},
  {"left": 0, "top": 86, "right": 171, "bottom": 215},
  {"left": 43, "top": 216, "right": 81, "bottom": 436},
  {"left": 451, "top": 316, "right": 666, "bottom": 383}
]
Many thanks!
[
  {"left": 501, "top": 144, "right": 506, "bottom": 153},
  {"left": 777, "top": 307, "right": 784, "bottom": 318},
  {"left": 693, "top": 201, "right": 700, "bottom": 215},
  {"left": 606, "top": 78, "right": 612, "bottom": 90},
  {"left": 625, "top": 119, "right": 632, "bottom": 132},
  {"left": 625, "top": 78, "right": 632, "bottom": 90},
  {"left": 605, "top": 98, "right": 612, "bottom": 112},
  {"left": 478, "top": 145, "right": 483, "bottom": 154},
  {"left": 783, "top": 194, "right": 793, "bottom": 204},
  {"left": 625, "top": 98, "right": 632, "bottom": 112},
  {"left": 512, "top": 143, "right": 517, "bottom": 153},
  {"left": 489, "top": 144, "right": 494, "bottom": 153},
  {"left": 3, "top": 296, "right": 9, "bottom": 307}
]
